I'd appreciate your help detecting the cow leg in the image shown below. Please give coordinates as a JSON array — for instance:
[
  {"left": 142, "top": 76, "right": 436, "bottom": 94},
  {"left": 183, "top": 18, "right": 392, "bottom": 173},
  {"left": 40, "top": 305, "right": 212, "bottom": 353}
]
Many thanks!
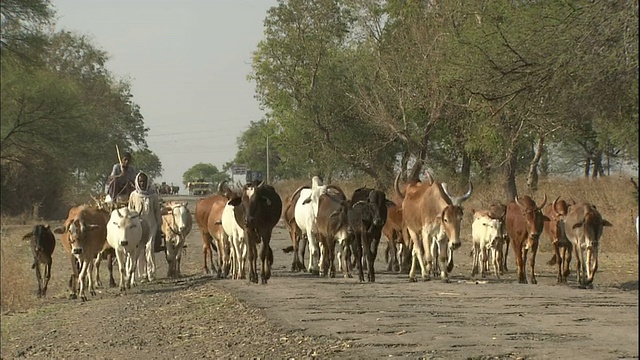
[
  {"left": 363, "top": 233, "right": 374, "bottom": 283},
  {"left": 77, "top": 261, "right": 89, "bottom": 301},
  {"left": 94, "top": 255, "right": 103, "bottom": 288},
  {"left": 68, "top": 254, "right": 79, "bottom": 299},
  {"left": 239, "top": 241, "right": 247, "bottom": 279},
  {"left": 351, "top": 234, "right": 364, "bottom": 282},
  {"left": 492, "top": 248, "right": 501, "bottom": 279},
  {"left": 584, "top": 245, "right": 598, "bottom": 288},
  {"left": 290, "top": 227, "right": 300, "bottom": 272},
  {"left": 306, "top": 230, "right": 319, "bottom": 274},
  {"left": 436, "top": 237, "right": 450, "bottom": 283},
  {"left": 115, "top": 250, "right": 127, "bottom": 291},
  {"left": 562, "top": 242, "right": 573, "bottom": 281},
  {"left": 107, "top": 253, "right": 116, "bottom": 288},
  {"left": 34, "top": 261, "right": 43, "bottom": 297},
  {"left": 42, "top": 257, "right": 52, "bottom": 297},
  {"left": 527, "top": 239, "right": 538, "bottom": 285},
  {"left": 502, "top": 237, "right": 510, "bottom": 273},
  {"left": 512, "top": 242, "right": 526, "bottom": 284},
  {"left": 260, "top": 237, "right": 273, "bottom": 284},
  {"left": 388, "top": 233, "right": 399, "bottom": 272},
  {"left": 298, "top": 235, "right": 307, "bottom": 272},
  {"left": 407, "top": 230, "right": 427, "bottom": 282},
  {"left": 471, "top": 243, "right": 479, "bottom": 278}
]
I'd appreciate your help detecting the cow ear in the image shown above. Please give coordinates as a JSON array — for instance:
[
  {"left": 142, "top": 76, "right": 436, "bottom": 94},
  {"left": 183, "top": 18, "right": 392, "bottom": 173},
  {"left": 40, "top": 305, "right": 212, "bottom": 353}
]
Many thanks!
[
  {"left": 229, "top": 197, "right": 242, "bottom": 206},
  {"left": 602, "top": 219, "right": 613, "bottom": 227},
  {"left": 22, "top": 232, "right": 34, "bottom": 241},
  {"left": 385, "top": 199, "right": 395, "bottom": 208}
]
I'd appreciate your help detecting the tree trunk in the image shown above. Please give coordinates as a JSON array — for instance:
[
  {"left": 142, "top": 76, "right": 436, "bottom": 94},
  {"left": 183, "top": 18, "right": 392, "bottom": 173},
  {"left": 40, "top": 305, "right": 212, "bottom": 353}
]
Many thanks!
[
  {"left": 526, "top": 134, "right": 544, "bottom": 191},
  {"left": 584, "top": 157, "right": 591, "bottom": 177},
  {"left": 504, "top": 152, "right": 518, "bottom": 203},
  {"left": 593, "top": 150, "right": 604, "bottom": 178},
  {"left": 408, "top": 147, "right": 427, "bottom": 182}
]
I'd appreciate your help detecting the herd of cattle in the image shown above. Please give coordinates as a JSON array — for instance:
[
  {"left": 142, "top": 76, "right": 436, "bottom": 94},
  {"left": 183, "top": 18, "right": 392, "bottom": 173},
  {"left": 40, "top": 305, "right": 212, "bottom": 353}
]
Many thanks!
[{"left": 23, "top": 172, "right": 624, "bottom": 302}]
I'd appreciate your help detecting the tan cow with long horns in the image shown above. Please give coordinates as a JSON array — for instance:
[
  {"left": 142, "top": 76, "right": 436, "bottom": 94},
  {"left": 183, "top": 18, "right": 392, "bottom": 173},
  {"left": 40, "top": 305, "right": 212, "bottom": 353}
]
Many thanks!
[{"left": 394, "top": 172, "right": 472, "bottom": 282}]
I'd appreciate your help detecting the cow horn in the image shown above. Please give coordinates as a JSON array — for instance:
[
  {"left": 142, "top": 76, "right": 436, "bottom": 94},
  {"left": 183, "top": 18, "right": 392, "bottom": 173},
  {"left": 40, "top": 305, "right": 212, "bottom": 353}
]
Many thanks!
[
  {"left": 536, "top": 194, "right": 548, "bottom": 211},
  {"left": 217, "top": 180, "right": 228, "bottom": 193},
  {"left": 552, "top": 196, "right": 561, "bottom": 214},
  {"left": 394, "top": 172, "right": 404, "bottom": 200},
  {"left": 515, "top": 196, "right": 524, "bottom": 210},
  {"left": 116, "top": 207, "right": 123, "bottom": 218},
  {"left": 424, "top": 170, "right": 433, "bottom": 185},
  {"left": 442, "top": 182, "right": 473, "bottom": 206},
  {"left": 256, "top": 180, "right": 265, "bottom": 189}
]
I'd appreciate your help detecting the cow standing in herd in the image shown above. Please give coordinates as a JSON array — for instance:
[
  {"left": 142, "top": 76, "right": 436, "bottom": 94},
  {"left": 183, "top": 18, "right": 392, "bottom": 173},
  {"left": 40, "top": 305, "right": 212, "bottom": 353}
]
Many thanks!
[
  {"left": 24, "top": 224, "right": 56, "bottom": 297},
  {"left": 541, "top": 197, "right": 574, "bottom": 283},
  {"left": 53, "top": 205, "right": 109, "bottom": 301},
  {"left": 314, "top": 185, "right": 350, "bottom": 278},
  {"left": 106, "top": 206, "right": 148, "bottom": 291},
  {"left": 161, "top": 201, "right": 192, "bottom": 278},
  {"left": 395, "top": 172, "right": 472, "bottom": 282},
  {"left": 505, "top": 195, "right": 548, "bottom": 284},
  {"left": 229, "top": 180, "right": 282, "bottom": 284},
  {"left": 347, "top": 187, "right": 391, "bottom": 282},
  {"left": 294, "top": 176, "right": 327, "bottom": 274},
  {"left": 563, "top": 202, "right": 612, "bottom": 288},
  {"left": 282, "top": 185, "right": 309, "bottom": 272}
]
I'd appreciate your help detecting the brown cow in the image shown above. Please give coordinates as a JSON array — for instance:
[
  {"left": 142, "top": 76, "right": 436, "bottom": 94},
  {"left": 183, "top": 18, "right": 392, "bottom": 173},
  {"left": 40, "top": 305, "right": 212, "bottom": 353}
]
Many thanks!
[
  {"left": 541, "top": 197, "right": 573, "bottom": 283},
  {"left": 194, "top": 181, "right": 233, "bottom": 275},
  {"left": 229, "top": 181, "right": 282, "bottom": 284},
  {"left": 53, "top": 205, "right": 109, "bottom": 301},
  {"left": 395, "top": 172, "right": 472, "bottom": 282},
  {"left": 314, "top": 185, "right": 350, "bottom": 278},
  {"left": 563, "top": 202, "right": 612, "bottom": 288},
  {"left": 382, "top": 202, "right": 411, "bottom": 273},
  {"left": 281, "top": 185, "right": 310, "bottom": 272},
  {"left": 505, "top": 195, "right": 549, "bottom": 284}
]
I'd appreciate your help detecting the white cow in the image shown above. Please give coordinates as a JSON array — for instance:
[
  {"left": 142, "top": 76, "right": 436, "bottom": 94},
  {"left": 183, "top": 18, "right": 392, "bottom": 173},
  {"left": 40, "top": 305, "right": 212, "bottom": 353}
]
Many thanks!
[
  {"left": 471, "top": 211, "right": 504, "bottom": 279},
  {"left": 161, "top": 202, "right": 192, "bottom": 278},
  {"left": 128, "top": 172, "right": 163, "bottom": 282},
  {"left": 106, "top": 207, "right": 147, "bottom": 291},
  {"left": 294, "top": 176, "right": 327, "bottom": 274},
  {"left": 221, "top": 199, "right": 246, "bottom": 279}
]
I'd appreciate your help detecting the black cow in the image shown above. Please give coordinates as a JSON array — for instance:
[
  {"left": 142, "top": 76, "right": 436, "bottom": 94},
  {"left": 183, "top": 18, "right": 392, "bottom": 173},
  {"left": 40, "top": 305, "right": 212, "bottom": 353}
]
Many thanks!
[
  {"left": 229, "top": 180, "right": 282, "bottom": 284},
  {"left": 348, "top": 188, "right": 391, "bottom": 282},
  {"left": 23, "top": 224, "right": 56, "bottom": 297}
]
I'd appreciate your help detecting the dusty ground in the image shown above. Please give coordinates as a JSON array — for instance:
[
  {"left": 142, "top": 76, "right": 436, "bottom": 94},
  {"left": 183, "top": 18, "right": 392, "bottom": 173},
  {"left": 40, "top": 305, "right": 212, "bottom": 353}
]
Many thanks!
[{"left": 1, "top": 196, "right": 638, "bottom": 359}]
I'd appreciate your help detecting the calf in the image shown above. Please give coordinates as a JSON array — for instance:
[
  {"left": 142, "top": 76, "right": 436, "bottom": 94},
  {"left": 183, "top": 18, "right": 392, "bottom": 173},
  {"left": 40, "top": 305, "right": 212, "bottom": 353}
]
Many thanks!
[
  {"left": 542, "top": 197, "right": 573, "bottom": 283},
  {"left": 348, "top": 188, "right": 391, "bottom": 282},
  {"left": 23, "top": 225, "right": 56, "bottom": 297},
  {"left": 487, "top": 203, "right": 508, "bottom": 273},
  {"left": 505, "top": 195, "right": 548, "bottom": 284},
  {"left": 162, "top": 202, "right": 192, "bottom": 278},
  {"left": 563, "top": 202, "right": 612, "bottom": 288},
  {"left": 471, "top": 211, "right": 503, "bottom": 279},
  {"left": 282, "top": 186, "right": 310, "bottom": 272},
  {"left": 106, "top": 207, "right": 148, "bottom": 291}
]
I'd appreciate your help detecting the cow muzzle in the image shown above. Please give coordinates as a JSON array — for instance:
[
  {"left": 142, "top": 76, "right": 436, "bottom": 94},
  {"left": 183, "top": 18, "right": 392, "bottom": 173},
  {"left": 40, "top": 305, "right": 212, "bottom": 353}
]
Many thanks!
[
  {"left": 120, "top": 240, "right": 129, "bottom": 246},
  {"left": 72, "top": 247, "right": 83, "bottom": 255},
  {"left": 450, "top": 240, "right": 461, "bottom": 250}
]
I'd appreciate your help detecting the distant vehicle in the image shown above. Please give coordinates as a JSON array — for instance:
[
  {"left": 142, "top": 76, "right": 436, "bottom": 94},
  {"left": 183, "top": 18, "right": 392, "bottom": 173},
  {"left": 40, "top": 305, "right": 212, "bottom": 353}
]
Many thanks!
[{"left": 187, "top": 180, "right": 213, "bottom": 196}]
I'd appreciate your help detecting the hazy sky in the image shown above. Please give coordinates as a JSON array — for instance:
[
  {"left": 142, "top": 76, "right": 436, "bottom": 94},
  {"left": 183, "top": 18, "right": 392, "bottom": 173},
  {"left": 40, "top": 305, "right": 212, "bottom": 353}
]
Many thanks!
[{"left": 52, "top": 0, "right": 278, "bottom": 190}]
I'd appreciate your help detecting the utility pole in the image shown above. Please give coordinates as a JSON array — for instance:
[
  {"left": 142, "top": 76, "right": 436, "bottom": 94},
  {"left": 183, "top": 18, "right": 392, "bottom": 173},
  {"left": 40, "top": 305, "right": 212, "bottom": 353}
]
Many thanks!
[{"left": 266, "top": 134, "right": 270, "bottom": 184}]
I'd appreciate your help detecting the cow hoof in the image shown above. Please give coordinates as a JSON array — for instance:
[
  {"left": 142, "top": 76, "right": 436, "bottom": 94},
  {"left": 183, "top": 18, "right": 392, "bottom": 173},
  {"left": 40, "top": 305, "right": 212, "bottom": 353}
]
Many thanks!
[
  {"left": 109, "top": 281, "right": 117, "bottom": 288},
  {"left": 422, "top": 277, "right": 431, "bottom": 282},
  {"left": 441, "top": 278, "right": 450, "bottom": 283},
  {"left": 80, "top": 295, "right": 88, "bottom": 302},
  {"left": 69, "top": 293, "right": 78, "bottom": 300},
  {"left": 344, "top": 274, "right": 352, "bottom": 279},
  {"left": 529, "top": 279, "right": 537, "bottom": 285},
  {"left": 409, "top": 277, "right": 417, "bottom": 283},
  {"left": 90, "top": 290, "right": 97, "bottom": 296},
  {"left": 261, "top": 278, "right": 268, "bottom": 284}
]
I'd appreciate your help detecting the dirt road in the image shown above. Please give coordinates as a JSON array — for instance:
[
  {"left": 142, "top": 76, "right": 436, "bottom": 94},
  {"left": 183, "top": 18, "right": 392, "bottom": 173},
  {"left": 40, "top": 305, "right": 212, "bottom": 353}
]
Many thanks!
[{"left": 2, "top": 196, "right": 638, "bottom": 359}]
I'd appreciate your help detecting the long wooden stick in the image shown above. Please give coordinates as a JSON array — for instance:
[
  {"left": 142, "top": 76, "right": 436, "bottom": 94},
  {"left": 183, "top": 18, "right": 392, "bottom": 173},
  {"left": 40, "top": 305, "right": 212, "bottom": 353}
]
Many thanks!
[{"left": 115, "top": 144, "right": 123, "bottom": 167}]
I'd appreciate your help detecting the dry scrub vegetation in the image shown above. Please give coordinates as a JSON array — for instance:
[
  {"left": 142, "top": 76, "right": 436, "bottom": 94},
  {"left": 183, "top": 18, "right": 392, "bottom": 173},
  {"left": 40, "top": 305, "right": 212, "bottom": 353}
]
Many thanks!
[{"left": 2, "top": 175, "right": 637, "bottom": 314}]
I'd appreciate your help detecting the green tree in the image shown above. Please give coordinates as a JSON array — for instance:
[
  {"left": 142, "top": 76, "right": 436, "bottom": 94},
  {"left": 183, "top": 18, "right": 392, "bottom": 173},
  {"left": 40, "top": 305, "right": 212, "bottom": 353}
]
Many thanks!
[{"left": 182, "top": 163, "right": 229, "bottom": 189}]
